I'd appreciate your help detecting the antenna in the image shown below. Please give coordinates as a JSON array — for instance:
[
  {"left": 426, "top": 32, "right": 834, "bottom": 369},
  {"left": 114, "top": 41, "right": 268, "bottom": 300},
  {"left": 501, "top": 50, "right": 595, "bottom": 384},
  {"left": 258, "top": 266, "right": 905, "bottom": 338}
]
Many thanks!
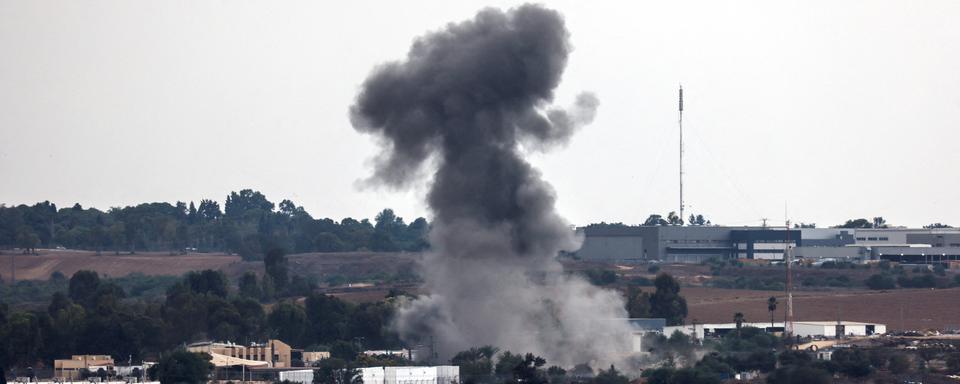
[
  {"left": 678, "top": 85, "right": 684, "bottom": 225},
  {"left": 785, "top": 217, "right": 794, "bottom": 337}
]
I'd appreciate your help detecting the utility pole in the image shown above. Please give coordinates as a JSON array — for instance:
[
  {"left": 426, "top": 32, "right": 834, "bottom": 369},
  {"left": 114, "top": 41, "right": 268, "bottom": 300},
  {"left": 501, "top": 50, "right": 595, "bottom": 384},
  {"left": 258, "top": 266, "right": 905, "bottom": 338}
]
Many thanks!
[
  {"left": 784, "top": 219, "right": 794, "bottom": 337},
  {"left": 678, "top": 85, "right": 685, "bottom": 224}
]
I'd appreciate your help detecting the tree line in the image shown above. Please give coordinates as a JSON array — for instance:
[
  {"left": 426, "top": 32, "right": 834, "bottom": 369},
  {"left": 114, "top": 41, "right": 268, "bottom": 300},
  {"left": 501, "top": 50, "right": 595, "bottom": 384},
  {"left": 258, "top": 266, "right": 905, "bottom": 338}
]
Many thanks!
[
  {"left": 0, "top": 189, "right": 429, "bottom": 259},
  {"left": 0, "top": 267, "right": 403, "bottom": 378}
]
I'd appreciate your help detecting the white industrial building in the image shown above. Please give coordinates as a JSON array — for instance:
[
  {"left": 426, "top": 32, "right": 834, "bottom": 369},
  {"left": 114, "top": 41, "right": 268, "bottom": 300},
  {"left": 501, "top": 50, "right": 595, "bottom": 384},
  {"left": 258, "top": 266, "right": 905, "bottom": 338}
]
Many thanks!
[
  {"left": 278, "top": 369, "right": 314, "bottom": 384},
  {"left": 360, "top": 366, "right": 460, "bottom": 384},
  {"left": 663, "top": 321, "right": 885, "bottom": 339},
  {"left": 793, "top": 321, "right": 886, "bottom": 338}
]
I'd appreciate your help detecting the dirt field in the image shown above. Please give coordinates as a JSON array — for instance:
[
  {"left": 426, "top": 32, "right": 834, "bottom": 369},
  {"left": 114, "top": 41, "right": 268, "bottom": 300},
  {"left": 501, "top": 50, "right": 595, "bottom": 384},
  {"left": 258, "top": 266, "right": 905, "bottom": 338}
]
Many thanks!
[
  {"left": 0, "top": 249, "right": 420, "bottom": 282},
  {"left": 4, "top": 250, "right": 957, "bottom": 331},
  {"left": 0, "top": 249, "right": 244, "bottom": 281},
  {"left": 683, "top": 286, "right": 960, "bottom": 331}
]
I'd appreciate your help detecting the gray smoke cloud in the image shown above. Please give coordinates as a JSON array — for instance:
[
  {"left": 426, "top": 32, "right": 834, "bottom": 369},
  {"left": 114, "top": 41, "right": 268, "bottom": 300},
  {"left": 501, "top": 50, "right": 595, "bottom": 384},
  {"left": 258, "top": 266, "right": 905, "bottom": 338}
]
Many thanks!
[{"left": 350, "top": 4, "right": 632, "bottom": 366}]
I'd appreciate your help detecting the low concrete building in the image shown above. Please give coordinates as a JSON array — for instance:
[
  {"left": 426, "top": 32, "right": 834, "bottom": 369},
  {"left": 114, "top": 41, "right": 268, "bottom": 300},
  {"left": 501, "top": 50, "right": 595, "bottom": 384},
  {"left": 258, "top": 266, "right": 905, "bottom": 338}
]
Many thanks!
[
  {"left": 360, "top": 366, "right": 460, "bottom": 384},
  {"left": 187, "top": 339, "right": 298, "bottom": 368},
  {"left": 793, "top": 321, "right": 887, "bottom": 338},
  {"left": 302, "top": 351, "right": 330, "bottom": 365},
  {"left": 872, "top": 246, "right": 960, "bottom": 264},
  {"left": 278, "top": 369, "right": 315, "bottom": 384},
  {"left": 795, "top": 246, "right": 866, "bottom": 261},
  {"left": 576, "top": 225, "right": 960, "bottom": 264},
  {"left": 53, "top": 355, "right": 114, "bottom": 380},
  {"left": 625, "top": 318, "right": 667, "bottom": 353},
  {"left": 664, "top": 321, "right": 885, "bottom": 338}
]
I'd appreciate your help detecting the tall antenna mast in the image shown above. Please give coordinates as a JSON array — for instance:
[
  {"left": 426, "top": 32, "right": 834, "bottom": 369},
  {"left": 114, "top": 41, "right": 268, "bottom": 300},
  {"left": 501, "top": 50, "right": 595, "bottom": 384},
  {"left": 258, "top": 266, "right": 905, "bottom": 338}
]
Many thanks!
[
  {"left": 785, "top": 217, "right": 795, "bottom": 337},
  {"left": 678, "top": 85, "right": 684, "bottom": 224}
]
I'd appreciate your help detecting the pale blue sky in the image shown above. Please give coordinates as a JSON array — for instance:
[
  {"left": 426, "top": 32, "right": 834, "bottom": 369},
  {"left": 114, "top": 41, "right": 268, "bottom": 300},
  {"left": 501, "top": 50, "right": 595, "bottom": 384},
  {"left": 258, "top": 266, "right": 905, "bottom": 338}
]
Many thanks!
[{"left": 1, "top": 0, "right": 958, "bottom": 227}]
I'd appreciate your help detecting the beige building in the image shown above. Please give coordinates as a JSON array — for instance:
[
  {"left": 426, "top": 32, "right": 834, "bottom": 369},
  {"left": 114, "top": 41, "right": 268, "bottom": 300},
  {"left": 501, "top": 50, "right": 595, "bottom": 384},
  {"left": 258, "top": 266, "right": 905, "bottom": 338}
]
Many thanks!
[
  {"left": 302, "top": 351, "right": 330, "bottom": 365},
  {"left": 187, "top": 339, "right": 297, "bottom": 368},
  {"left": 54, "top": 355, "right": 114, "bottom": 380}
]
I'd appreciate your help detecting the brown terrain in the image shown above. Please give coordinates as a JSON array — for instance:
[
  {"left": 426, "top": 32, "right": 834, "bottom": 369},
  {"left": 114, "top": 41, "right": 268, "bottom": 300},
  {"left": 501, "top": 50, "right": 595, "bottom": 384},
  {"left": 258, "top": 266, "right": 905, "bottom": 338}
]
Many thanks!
[
  {"left": 3, "top": 250, "right": 957, "bottom": 331},
  {"left": 1, "top": 249, "right": 419, "bottom": 282},
  {"left": 1, "top": 249, "right": 243, "bottom": 281},
  {"left": 683, "top": 286, "right": 960, "bottom": 332}
]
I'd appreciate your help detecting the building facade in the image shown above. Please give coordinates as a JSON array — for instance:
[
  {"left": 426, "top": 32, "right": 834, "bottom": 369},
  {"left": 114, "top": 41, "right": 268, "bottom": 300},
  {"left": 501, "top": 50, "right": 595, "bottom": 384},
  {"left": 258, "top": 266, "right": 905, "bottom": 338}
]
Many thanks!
[
  {"left": 53, "top": 355, "right": 114, "bottom": 380},
  {"left": 576, "top": 225, "right": 960, "bottom": 264},
  {"left": 187, "top": 339, "right": 298, "bottom": 368}
]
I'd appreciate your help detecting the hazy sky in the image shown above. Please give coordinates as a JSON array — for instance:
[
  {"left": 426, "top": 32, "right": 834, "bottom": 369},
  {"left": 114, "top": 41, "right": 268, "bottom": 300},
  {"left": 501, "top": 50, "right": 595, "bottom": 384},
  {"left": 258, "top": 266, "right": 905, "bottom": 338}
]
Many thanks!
[{"left": 1, "top": 0, "right": 958, "bottom": 228}]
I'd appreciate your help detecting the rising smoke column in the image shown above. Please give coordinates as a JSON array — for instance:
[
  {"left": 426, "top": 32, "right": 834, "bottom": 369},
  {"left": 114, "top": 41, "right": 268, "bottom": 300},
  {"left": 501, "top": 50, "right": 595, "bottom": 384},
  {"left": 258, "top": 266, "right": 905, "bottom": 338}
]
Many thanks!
[{"left": 350, "top": 4, "right": 632, "bottom": 366}]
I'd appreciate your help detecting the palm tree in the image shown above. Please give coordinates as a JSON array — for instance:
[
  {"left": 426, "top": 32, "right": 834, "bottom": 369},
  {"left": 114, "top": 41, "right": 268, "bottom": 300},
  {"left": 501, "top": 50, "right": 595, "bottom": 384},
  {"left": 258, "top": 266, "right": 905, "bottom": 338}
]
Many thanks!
[
  {"left": 734, "top": 312, "right": 745, "bottom": 338},
  {"left": 767, "top": 296, "right": 778, "bottom": 327}
]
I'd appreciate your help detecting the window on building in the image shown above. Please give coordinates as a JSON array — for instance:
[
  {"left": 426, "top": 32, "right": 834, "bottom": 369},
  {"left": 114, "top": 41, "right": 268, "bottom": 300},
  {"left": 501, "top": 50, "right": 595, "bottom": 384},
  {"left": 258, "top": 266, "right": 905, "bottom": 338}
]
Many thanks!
[
  {"left": 867, "top": 237, "right": 877, "bottom": 241},
  {"left": 878, "top": 237, "right": 889, "bottom": 241},
  {"left": 856, "top": 237, "right": 866, "bottom": 241}
]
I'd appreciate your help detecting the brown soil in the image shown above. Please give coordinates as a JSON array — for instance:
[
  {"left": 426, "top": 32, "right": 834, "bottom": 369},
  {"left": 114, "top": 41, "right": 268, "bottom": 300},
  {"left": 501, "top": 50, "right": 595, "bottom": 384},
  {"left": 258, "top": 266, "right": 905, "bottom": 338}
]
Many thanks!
[
  {"left": 6, "top": 250, "right": 956, "bottom": 332},
  {"left": 1, "top": 249, "right": 243, "bottom": 281},
  {"left": 683, "top": 286, "right": 960, "bottom": 331},
  {"left": 1, "top": 249, "right": 420, "bottom": 282}
]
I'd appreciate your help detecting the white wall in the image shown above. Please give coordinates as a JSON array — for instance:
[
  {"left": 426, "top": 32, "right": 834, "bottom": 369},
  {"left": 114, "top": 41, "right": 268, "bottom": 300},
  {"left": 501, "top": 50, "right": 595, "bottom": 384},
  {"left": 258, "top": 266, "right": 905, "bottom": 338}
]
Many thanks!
[
  {"left": 383, "top": 366, "right": 460, "bottom": 384},
  {"left": 361, "top": 367, "right": 385, "bottom": 384},
  {"left": 279, "top": 370, "right": 314, "bottom": 384}
]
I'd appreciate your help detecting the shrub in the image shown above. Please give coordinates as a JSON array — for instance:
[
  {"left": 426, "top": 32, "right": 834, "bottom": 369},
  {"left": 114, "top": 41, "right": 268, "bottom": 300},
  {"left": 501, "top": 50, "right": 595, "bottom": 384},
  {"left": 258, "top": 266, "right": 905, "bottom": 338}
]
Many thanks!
[
  {"left": 864, "top": 274, "right": 896, "bottom": 290},
  {"left": 897, "top": 274, "right": 937, "bottom": 288}
]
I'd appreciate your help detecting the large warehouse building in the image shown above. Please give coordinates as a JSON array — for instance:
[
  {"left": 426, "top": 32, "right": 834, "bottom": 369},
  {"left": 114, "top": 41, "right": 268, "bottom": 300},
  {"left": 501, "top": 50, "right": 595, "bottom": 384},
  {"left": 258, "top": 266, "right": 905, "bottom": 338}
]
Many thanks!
[
  {"left": 663, "top": 321, "right": 886, "bottom": 339},
  {"left": 575, "top": 225, "right": 960, "bottom": 263}
]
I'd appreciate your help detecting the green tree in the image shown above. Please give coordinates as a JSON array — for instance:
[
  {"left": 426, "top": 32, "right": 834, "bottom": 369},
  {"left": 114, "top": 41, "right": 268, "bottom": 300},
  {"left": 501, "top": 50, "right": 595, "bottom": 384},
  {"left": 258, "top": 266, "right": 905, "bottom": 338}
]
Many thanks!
[
  {"left": 734, "top": 312, "right": 745, "bottom": 338},
  {"left": 451, "top": 346, "right": 498, "bottom": 382},
  {"left": 650, "top": 274, "right": 688, "bottom": 325},
  {"left": 305, "top": 293, "right": 350, "bottom": 345},
  {"left": 268, "top": 302, "right": 307, "bottom": 347},
  {"left": 238, "top": 272, "right": 262, "bottom": 300},
  {"left": 315, "top": 232, "right": 346, "bottom": 252},
  {"left": 264, "top": 248, "right": 289, "bottom": 291},
  {"left": 185, "top": 270, "right": 229, "bottom": 297},
  {"left": 15, "top": 226, "right": 40, "bottom": 254},
  {"left": 5, "top": 311, "right": 43, "bottom": 366},
  {"left": 329, "top": 340, "right": 358, "bottom": 361},
  {"left": 154, "top": 351, "right": 212, "bottom": 384},
  {"left": 864, "top": 274, "right": 896, "bottom": 290},
  {"left": 511, "top": 353, "right": 548, "bottom": 384},
  {"left": 767, "top": 297, "right": 778, "bottom": 327},
  {"left": 625, "top": 287, "right": 652, "bottom": 318},
  {"left": 836, "top": 218, "right": 872, "bottom": 228},
  {"left": 69, "top": 270, "right": 102, "bottom": 307},
  {"left": 312, "top": 358, "right": 361, "bottom": 384},
  {"left": 643, "top": 367, "right": 716, "bottom": 384},
  {"left": 666, "top": 211, "right": 683, "bottom": 226},
  {"left": 888, "top": 353, "right": 911, "bottom": 374},
  {"left": 643, "top": 214, "right": 668, "bottom": 226},
  {"left": 766, "top": 366, "right": 831, "bottom": 384},
  {"left": 109, "top": 222, "right": 126, "bottom": 255},
  {"left": 232, "top": 297, "right": 266, "bottom": 343},
  {"left": 495, "top": 352, "right": 523, "bottom": 376},
  {"left": 831, "top": 348, "right": 872, "bottom": 378},
  {"left": 224, "top": 189, "right": 274, "bottom": 217}
]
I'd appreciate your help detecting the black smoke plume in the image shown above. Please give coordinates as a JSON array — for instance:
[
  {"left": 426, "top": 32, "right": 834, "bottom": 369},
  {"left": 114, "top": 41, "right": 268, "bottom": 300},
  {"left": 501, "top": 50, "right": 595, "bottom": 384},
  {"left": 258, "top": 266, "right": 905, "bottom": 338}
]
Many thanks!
[{"left": 350, "top": 4, "right": 630, "bottom": 366}]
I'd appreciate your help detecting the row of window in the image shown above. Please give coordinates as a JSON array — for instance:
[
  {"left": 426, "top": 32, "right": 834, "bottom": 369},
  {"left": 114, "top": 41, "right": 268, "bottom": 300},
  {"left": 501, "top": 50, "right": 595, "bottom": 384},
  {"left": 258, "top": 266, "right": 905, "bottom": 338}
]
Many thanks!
[{"left": 855, "top": 237, "right": 889, "bottom": 241}]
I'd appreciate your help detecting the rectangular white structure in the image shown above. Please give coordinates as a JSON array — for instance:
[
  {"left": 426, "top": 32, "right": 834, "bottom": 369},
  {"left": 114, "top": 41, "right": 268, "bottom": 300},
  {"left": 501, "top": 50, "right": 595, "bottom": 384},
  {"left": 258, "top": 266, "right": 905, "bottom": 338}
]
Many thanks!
[
  {"left": 361, "top": 367, "right": 386, "bottom": 384},
  {"left": 278, "top": 369, "right": 314, "bottom": 384},
  {"left": 377, "top": 366, "right": 460, "bottom": 384},
  {"left": 793, "top": 321, "right": 886, "bottom": 338}
]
